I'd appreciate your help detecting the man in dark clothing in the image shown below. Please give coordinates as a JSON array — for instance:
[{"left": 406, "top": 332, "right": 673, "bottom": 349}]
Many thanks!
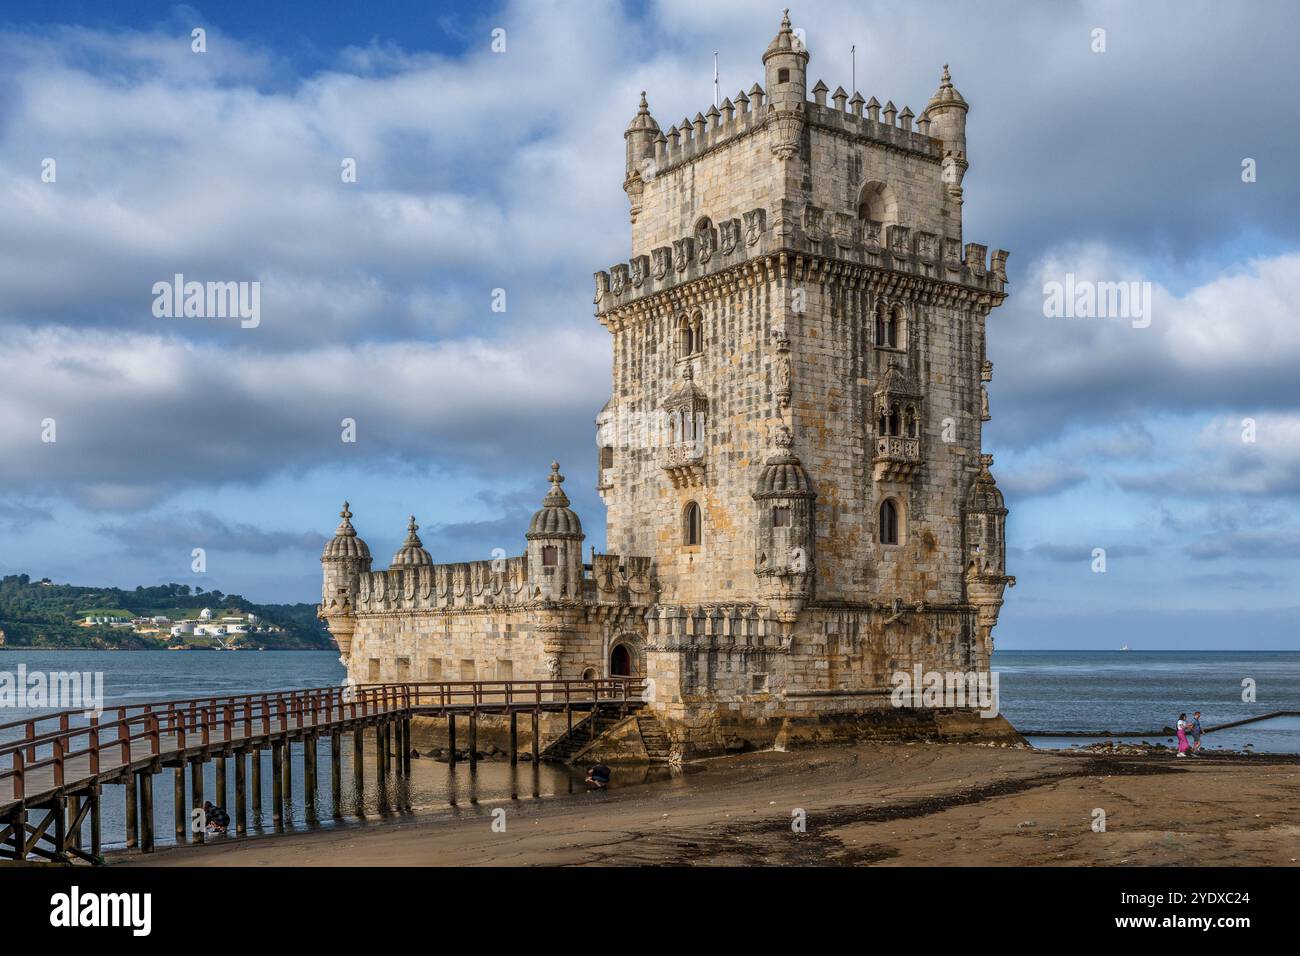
[{"left": 1190, "top": 711, "right": 1204, "bottom": 754}]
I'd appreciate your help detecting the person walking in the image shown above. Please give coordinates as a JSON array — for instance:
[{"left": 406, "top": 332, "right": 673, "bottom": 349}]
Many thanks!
[
  {"left": 1175, "top": 713, "right": 1189, "bottom": 757},
  {"left": 1190, "top": 711, "right": 1204, "bottom": 754}
]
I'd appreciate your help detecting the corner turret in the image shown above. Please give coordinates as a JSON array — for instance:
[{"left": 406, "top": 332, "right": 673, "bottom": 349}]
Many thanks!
[
  {"left": 925, "top": 64, "right": 970, "bottom": 204},
  {"left": 319, "top": 502, "right": 371, "bottom": 662},
  {"left": 753, "top": 425, "right": 817, "bottom": 641}
]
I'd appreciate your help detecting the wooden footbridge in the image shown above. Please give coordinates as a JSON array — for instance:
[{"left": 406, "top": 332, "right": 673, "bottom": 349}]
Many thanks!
[{"left": 0, "top": 678, "right": 643, "bottom": 864}]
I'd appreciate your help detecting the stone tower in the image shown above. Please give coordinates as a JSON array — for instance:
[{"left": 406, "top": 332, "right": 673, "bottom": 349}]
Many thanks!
[{"left": 593, "top": 9, "right": 1015, "bottom": 751}]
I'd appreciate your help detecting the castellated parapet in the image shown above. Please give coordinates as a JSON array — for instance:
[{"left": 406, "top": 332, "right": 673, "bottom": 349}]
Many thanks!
[{"left": 322, "top": 10, "right": 1017, "bottom": 758}]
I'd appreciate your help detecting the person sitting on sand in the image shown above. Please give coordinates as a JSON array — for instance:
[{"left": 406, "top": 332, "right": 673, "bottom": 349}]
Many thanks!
[
  {"left": 585, "top": 764, "right": 612, "bottom": 788},
  {"left": 1175, "top": 713, "right": 1189, "bottom": 757},
  {"left": 1190, "top": 711, "right": 1204, "bottom": 754},
  {"left": 202, "top": 799, "right": 230, "bottom": 833}
]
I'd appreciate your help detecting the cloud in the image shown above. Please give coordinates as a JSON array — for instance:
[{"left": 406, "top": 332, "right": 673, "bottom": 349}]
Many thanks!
[{"left": 98, "top": 509, "right": 327, "bottom": 556}]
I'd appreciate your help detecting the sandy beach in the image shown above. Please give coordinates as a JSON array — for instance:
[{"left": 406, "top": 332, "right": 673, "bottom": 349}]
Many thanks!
[{"left": 111, "top": 743, "right": 1300, "bottom": 867}]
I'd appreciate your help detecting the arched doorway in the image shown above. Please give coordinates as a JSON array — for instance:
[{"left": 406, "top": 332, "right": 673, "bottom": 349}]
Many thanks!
[{"left": 609, "top": 643, "right": 633, "bottom": 677}]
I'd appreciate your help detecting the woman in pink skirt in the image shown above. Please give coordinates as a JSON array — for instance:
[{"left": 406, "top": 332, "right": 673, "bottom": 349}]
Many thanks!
[{"left": 1176, "top": 713, "right": 1189, "bottom": 756}]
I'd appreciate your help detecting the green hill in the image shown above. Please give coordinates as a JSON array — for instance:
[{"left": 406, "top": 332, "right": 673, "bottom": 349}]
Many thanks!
[{"left": 0, "top": 574, "right": 331, "bottom": 650}]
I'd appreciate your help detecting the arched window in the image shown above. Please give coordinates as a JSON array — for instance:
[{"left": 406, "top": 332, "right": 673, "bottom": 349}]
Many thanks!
[
  {"left": 875, "top": 301, "right": 887, "bottom": 345},
  {"left": 678, "top": 315, "right": 694, "bottom": 356},
  {"left": 887, "top": 406, "right": 901, "bottom": 437},
  {"left": 683, "top": 501, "right": 702, "bottom": 546},
  {"left": 905, "top": 405, "right": 918, "bottom": 438},
  {"left": 891, "top": 304, "right": 907, "bottom": 350},
  {"left": 878, "top": 502, "right": 899, "bottom": 546},
  {"left": 879, "top": 499, "right": 900, "bottom": 545}
]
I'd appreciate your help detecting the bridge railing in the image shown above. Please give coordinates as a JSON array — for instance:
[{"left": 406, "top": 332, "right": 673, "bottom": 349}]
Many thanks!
[{"left": 0, "top": 679, "right": 644, "bottom": 805}]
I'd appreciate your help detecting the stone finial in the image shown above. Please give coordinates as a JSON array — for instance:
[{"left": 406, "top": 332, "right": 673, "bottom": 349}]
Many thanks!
[
  {"left": 883, "top": 100, "right": 897, "bottom": 126},
  {"left": 899, "top": 105, "right": 914, "bottom": 131},
  {"left": 666, "top": 124, "right": 679, "bottom": 147},
  {"left": 680, "top": 117, "right": 693, "bottom": 143},
  {"left": 336, "top": 502, "right": 355, "bottom": 534},
  {"left": 706, "top": 103, "right": 720, "bottom": 128},
  {"left": 832, "top": 85, "right": 848, "bottom": 111},
  {"left": 772, "top": 423, "right": 793, "bottom": 451},
  {"left": 917, "top": 110, "right": 931, "bottom": 135},
  {"left": 849, "top": 90, "right": 864, "bottom": 117},
  {"left": 721, "top": 96, "right": 734, "bottom": 123},
  {"left": 693, "top": 112, "right": 706, "bottom": 137},
  {"left": 812, "top": 79, "right": 828, "bottom": 106},
  {"left": 750, "top": 83, "right": 765, "bottom": 110},
  {"left": 866, "top": 95, "right": 880, "bottom": 122},
  {"left": 736, "top": 88, "right": 750, "bottom": 113}
]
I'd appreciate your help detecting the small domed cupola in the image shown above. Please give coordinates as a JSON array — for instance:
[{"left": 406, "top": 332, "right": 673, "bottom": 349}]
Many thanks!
[
  {"left": 754, "top": 425, "right": 813, "bottom": 498},
  {"left": 322, "top": 502, "right": 371, "bottom": 564},
  {"left": 390, "top": 515, "right": 433, "bottom": 568},
  {"left": 526, "top": 462, "right": 585, "bottom": 601},
  {"left": 965, "top": 454, "right": 1006, "bottom": 516},
  {"left": 527, "top": 462, "right": 584, "bottom": 540},
  {"left": 926, "top": 64, "right": 968, "bottom": 113}
]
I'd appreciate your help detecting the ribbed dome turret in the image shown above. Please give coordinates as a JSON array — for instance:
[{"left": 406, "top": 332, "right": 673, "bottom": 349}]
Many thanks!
[
  {"left": 966, "top": 455, "right": 1006, "bottom": 513},
  {"left": 390, "top": 515, "right": 432, "bottom": 568},
  {"left": 322, "top": 502, "right": 371, "bottom": 562},
  {"left": 754, "top": 426, "right": 815, "bottom": 498},
  {"left": 526, "top": 462, "right": 584, "bottom": 539},
  {"left": 926, "top": 64, "right": 968, "bottom": 112},
  {"left": 763, "top": 9, "right": 808, "bottom": 62},
  {"left": 625, "top": 91, "right": 661, "bottom": 134}
]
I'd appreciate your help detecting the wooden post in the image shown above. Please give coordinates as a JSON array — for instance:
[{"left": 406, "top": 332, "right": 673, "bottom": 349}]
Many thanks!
[
  {"left": 271, "top": 741, "right": 284, "bottom": 830},
  {"left": 402, "top": 719, "right": 411, "bottom": 776},
  {"left": 68, "top": 795, "right": 81, "bottom": 852},
  {"left": 251, "top": 748, "right": 263, "bottom": 825},
  {"left": 173, "top": 767, "right": 187, "bottom": 845},
  {"left": 215, "top": 755, "right": 227, "bottom": 813},
  {"left": 191, "top": 758, "right": 204, "bottom": 845},
  {"left": 469, "top": 713, "right": 478, "bottom": 769},
  {"left": 304, "top": 734, "right": 317, "bottom": 821},
  {"left": 510, "top": 712, "right": 518, "bottom": 765},
  {"left": 53, "top": 796, "right": 67, "bottom": 861},
  {"left": 331, "top": 731, "right": 342, "bottom": 819},
  {"left": 138, "top": 771, "right": 154, "bottom": 853},
  {"left": 532, "top": 711, "right": 540, "bottom": 762},
  {"left": 234, "top": 750, "right": 248, "bottom": 835},
  {"left": 352, "top": 728, "right": 365, "bottom": 815},
  {"left": 281, "top": 739, "right": 293, "bottom": 814},
  {"left": 447, "top": 714, "right": 457, "bottom": 767},
  {"left": 125, "top": 775, "right": 138, "bottom": 849},
  {"left": 89, "top": 787, "right": 102, "bottom": 859}
]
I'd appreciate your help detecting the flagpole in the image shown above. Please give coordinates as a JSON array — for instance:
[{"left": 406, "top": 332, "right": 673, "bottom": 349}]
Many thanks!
[{"left": 713, "top": 52, "right": 719, "bottom": 108}]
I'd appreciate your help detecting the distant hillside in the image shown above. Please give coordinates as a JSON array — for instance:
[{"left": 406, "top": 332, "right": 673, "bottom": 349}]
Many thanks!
[{"left": 0, "top": 574, "right": 331, "bottom": 650}]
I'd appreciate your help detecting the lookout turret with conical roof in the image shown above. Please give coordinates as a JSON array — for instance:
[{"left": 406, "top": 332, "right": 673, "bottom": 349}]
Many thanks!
[{"left": 526, "top": 462, "right": 585, "bottom": 600}]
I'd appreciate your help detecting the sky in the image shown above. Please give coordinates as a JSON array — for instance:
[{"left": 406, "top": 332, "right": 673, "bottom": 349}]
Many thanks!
[{"left": 0, "top": 0, "right": 1297, "bottom": 649}]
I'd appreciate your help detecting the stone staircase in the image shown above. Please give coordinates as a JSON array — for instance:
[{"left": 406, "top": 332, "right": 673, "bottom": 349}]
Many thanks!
[
  {"left": 540, "top": 704, "right": 641, "bottom": 764},
  {"left": 539, "top": 703, "right": 676, "bottom": 764},
  {"left": 636, "top": 714, "right": 674, "bottom": 762}
]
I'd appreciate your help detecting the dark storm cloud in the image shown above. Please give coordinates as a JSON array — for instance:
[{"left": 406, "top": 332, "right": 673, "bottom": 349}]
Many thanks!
[{"left": 98, "top": 510, "right": 327, "bottom": 556}]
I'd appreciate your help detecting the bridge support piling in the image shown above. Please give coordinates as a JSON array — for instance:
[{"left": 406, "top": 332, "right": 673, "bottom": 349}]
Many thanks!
[
  {"left": 469, "top": 714, "right": 478, "bottom": 769},
  {"left": 402, "top": 719, "right": 411, "bottom": 776},
  {"left": 138, "top": 771, "right": 154, "bottom": 853},
  {"left": 173, "top": 767, "right": 187, "bottom": 845},
  {"left": 68, "top": 794, "right": 81, "bottom": 852},
  {"left": 191, "top": 758, "right": 205, "bottom": 844},
  {"left": 447, "top": 714, "right": 457, "bottom": 767},
  {"left": 510, "top": 712, "right": 518, "bottom": 765},
  {"left": 234, "top": 750, "right": 247, "bottom": 835},
  {"left": 9, "top": 808, "right": 26, "bottom": 859},
  {"left": 251, "top": 748, "right": 263, "bottom": 825},
  {"left": 125, "top": 775, "right": 138, "bottom": 849},
  {"left": 304, "top": 734, "right": 317, "bottom": 821},
  {"left": 281, "top": 740, "right": 293, "bottom": 817},
  {"left": 330, "top": 731, "right": 342, "bottom": 819},
  {"left": 352, "top": 728, "right": 364, "bottom": 815},
  {"left": 89, "top": 787, "right": 101, "bottom": 860},
  {"left": 271, "top": 741, "right": 284, "bottom": 830},
  {"left": 531, "top": 711, "right": 540, "bottom": 763},
  {"left": 215, "top": 756, "right": 227, "bottom": 814},
  {"left": 52, "top": 795, "right": 67, "bottom": 862}
]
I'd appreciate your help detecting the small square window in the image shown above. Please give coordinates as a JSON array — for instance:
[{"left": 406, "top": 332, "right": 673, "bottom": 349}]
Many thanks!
[
  {"left": 772, "top": 506, "right": 790, "bottom": 528},
  {"left": 778, "top": 68, "right": 790, "bottom": 84}
]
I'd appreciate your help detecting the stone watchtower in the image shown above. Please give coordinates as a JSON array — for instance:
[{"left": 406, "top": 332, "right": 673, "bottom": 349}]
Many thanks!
[{"left": 593, "top": 9, "right": 1015, "bottom": 752}]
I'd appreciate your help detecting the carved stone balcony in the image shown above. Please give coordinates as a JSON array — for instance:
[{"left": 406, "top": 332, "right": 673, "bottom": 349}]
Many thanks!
[
  {"left": 661, "top": 440, "right": 705, "bottom": 488},
  {"left": 873, "top": 435, "right": 922, "bottom": 481}
]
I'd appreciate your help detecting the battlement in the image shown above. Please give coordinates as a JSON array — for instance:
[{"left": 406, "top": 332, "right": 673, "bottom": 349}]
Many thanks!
[
  {"left": 594, "top": 205, "right": 1008, "bottom": 318},
  {"left": 342, "top": 552, "right": 655, "bottom": 617}
]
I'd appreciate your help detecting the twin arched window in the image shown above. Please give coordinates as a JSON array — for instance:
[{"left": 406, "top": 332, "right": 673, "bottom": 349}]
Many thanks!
[
  {"left": 875, "top": 301, "right": 906, "bottom": 350},
  {"left": 879, "top": 499, "right": 900, "bottom": 545},
  {"left": 877, "top": 403, "right": 918, "bottom": 438},
  {"left": 683, "top": 501, "right": 702, "bottom": 546},
  {"left": 679, "top": 312, "right": 703, "bottom": 357}
]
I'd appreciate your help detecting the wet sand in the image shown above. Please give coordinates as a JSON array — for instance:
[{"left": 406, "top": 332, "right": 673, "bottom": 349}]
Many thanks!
[{"left": 111, "top": 743, "right": 1300, "bottom": 866}]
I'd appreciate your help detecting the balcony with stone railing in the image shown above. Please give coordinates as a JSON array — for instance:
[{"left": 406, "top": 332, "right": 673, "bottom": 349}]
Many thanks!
[
  {"left": 873, "top": 435, "right": 922, "bottom": 482},
  {"left": 661, "top": 440, "right": 706, "bottom": 488}
]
